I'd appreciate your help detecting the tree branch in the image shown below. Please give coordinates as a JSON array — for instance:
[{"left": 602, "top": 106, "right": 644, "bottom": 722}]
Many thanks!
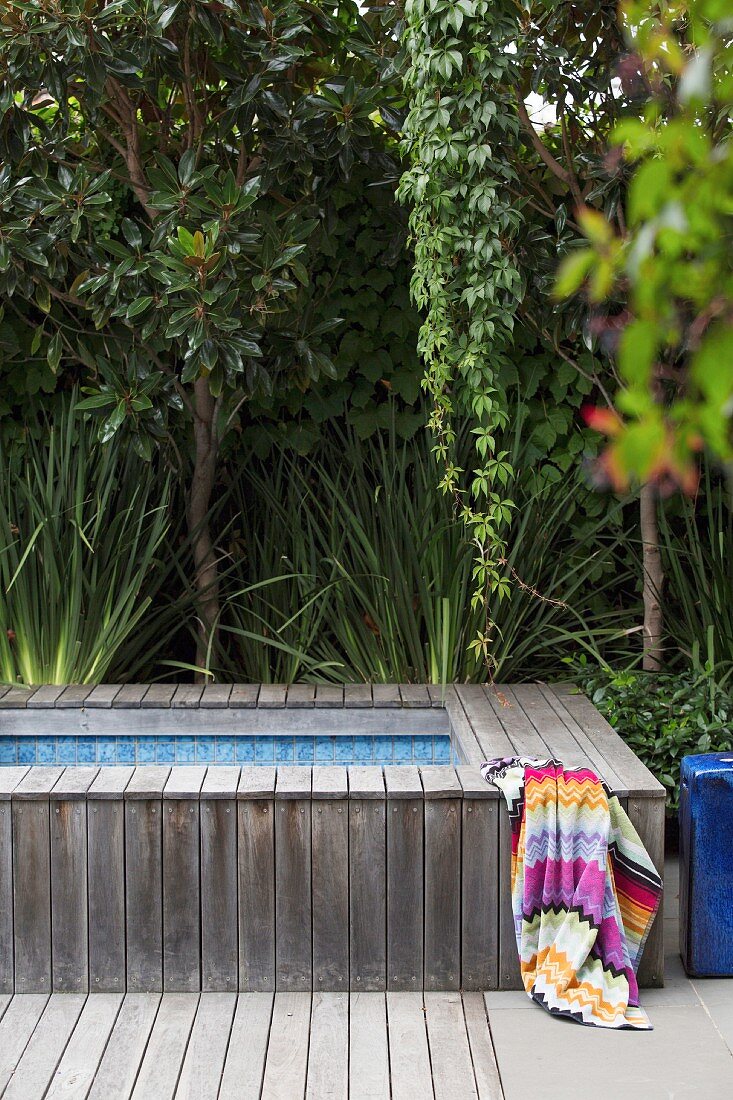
[{"left": 515, "top": 95, "right": 578, "bottom": 195}]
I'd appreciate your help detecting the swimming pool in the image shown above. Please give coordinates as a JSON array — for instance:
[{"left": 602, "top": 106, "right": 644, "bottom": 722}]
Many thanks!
[{"left": 0, "top": 732, "right": 454, "bottom": 766}]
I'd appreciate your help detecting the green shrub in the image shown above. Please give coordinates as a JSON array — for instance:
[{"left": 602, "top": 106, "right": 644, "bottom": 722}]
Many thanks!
[
  {"left": 0, "top": 399, "right": 174, "bottom": 685},
  {"left": 571, "top": 660, "right": 733, "bottom": 811}
]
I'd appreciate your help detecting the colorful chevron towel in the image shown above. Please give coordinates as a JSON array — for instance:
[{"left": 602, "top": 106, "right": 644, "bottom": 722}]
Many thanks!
[{"left": 481, "top": 757, "right": 663, "bottom": 1029}]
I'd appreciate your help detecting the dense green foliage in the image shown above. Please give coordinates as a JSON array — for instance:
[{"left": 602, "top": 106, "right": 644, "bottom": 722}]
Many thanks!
[
  {"left": 574, "top": 661, "right": 733, "bottom": 810},
  {"left": 0, "top": 399, "right": 173, "bottom": 684},
  {"left": 556, "top": 0, "right": 733, "bottom": 490}
]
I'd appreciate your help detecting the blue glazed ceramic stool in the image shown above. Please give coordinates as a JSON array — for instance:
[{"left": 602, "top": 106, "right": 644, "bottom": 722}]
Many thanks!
[{"left": 679, "top": 753, "right": 733, "bottom": 976}]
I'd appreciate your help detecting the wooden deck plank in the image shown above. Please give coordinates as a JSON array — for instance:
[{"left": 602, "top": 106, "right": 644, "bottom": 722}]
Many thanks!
[
  {"left": 550, "top": 684, "right": 664, "bottom": 795},
  {"left": 26, "top": 686, "right": 64, "bottom": 709},
  {"left": 111, "top": 684, "right": 149, "bottom": 708},
  {"left": 485, "top": 685, "right": 548, "bottom": 757},
  {"left": 50, "top": 791, "right": 90, "bottom": 991},
  {"left": 84, "top": 684, "right": 123, "bottom": 709},
  {"left": 125, "top": 784, "right": 165, "bottom": 991},
  {"left": 455, "top": 684, "right": 514, "bottom": 759},
  {"left": 533, "top": 684, "right": 627, "bottom": 792},
  {"left": 228, "top": 684, "right": 260, "bottom": 709},
  {"left": 510, "top": 684, "right": 596, "bottom": 771},
  {"left": 350, "top": 781, "right": 386, "bottom": 990},
  {"left": 387, "top": 992, "right": 434, "bottom": 1100},
  {"left": 461, "top": 795, "right": 500, "bottom": 991},
  {"left": 199, "top": 683, "right": 233, "bottom": 709},
  {"left": 312, "top": 774, "right": 349, "bottom": 989},
  {"left": 345, "top": 683, "right": 373, "bottom": 708},
  {"left": 274, "top": 770, "right": 312, "bottom": 990},
  {"left": 171, "top": 685, "right": 203, "bottom": 709},
  {"left": 0, "top": 995, "right": 11, "bottom": 1025},
  {"left": 45, "top": 993, "right": 124, "bottom": 1100},
  {"left": 218, "top": 993, "right": 274, "bottom": 1100},
  {"left": 314, "top": 684, "right": 344, "bottom": 708},
  {"left": 0, "top": 772, "right": 27, "bottom": 993},
  {"left": 2, "top": 993, "right": 86, "bottom": 1100},
  {"left": 238, "top": 794, "right": 275, "bottom": 991},
  {"left": 55, "top": 686, "right": 93, "bottom": 709},
  {"left": 424, "top": 992, "right": 478, "bottom": 1100},
  {"left": 87, "top": 993, "right": 162, "bottom": 1100},
  {"left": 399, "top": 683, "right": 431, "bottom": 708},
  {"left": 12, "top": 783, "right": 55, "bottom": 991},
  {"left": 140, "top": 685, "right": 177, "bottom": 708},
  {"left": 0, "top": 995, "right": 49, "bottom": 1094},
  {"left": 305, "top": 992, "right": 348, "bottom": 1100},
  {"left": 176, "top": 993, "right": 237, "bottom": 1100},
  {"left": 463, "top": 993, "right": 503, "bottom": 1099},
  {"left": 349, "top": 992, "right": 390, "bottom": 1099},
  {"left": 129, "top": 992, "right": 199, "bottom": 1100},
  {"left": 260, "top": 992, "right": 311, "bottom": 1100},
  {"left": 385, "top": 768, "right": 423, "bottom": 991},
  {"left": 201, "top": 775, "right": 238, "bottom": 992},
  {"left": 285, "top": 683, "right": 315, "bottom": 708},
  {"left": 372, "top": 684, "right": 400, "bottom": 708},
  {"left": 424, "top": 794, "right": 461, "bottom": 990},
  {"left": 163, "top": 771, "right": 204, "bottom": 992},
  {"left": 258, "top": 685, "right": 287, "bottom": 709}
]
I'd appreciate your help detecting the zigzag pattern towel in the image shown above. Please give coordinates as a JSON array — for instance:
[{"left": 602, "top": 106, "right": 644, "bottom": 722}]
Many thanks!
[{"left": 482, "top": 756, "right": 663, "bottom": 1029}]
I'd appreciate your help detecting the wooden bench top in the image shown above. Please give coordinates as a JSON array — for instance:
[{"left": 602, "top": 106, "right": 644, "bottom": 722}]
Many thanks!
[{"left": 0, "top": 681, "right": 663, "bottom": 799}]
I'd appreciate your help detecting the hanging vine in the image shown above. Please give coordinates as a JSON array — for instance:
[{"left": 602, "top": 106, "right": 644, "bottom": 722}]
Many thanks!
[{"left": 398, "top": 0, "right": 526, "bottom": 673}]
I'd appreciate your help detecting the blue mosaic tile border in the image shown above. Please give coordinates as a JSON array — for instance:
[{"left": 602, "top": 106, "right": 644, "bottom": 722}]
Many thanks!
[{"left": 0, "top": 733, "right": 453, "bottom": 767}]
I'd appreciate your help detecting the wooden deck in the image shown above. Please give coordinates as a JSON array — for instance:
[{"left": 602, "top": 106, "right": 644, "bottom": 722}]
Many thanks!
[
  {"left": 0, "top": 683, "right": 666, "bottom": 995},
  {"left": 0, "top": 990, "right": 503, "bottom": 1100}
]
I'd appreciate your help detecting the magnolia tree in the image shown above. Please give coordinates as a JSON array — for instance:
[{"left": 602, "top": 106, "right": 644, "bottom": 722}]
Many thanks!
[{"left": 0, "top": 0, "right": 398, "bottom": 667}]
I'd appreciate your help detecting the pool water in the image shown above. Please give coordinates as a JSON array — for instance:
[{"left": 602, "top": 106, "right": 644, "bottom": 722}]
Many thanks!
[{"left": 0, "top": 733, "right": 454, "bottom": 767}]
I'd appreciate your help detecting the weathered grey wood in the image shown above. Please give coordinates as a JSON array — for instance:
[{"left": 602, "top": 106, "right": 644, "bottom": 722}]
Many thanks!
[
  {"left": 399, "top": 683, "right": 431, "bottom": 708},
  {"left": 201, "top": 772, "right": 238, "bottom": 992},
  {"left": 344, "top": 683, "right": 372, "bottom": 707},
  {"left": 260, "top": 992, "right": 311, "bottom": 1100},
  {"left": 275, "top": 769, "right": 312, "bottom": 990},
  {"left": 126, "top": 791, "right": 164, "bottom": 991},
  {"left": 463, "top": 993, "right": 503, "bottom": 1100},
  {"left": 314, "top": 684, "right": 343, "bottom": 708},
  {"left": 125, "top": 765, "right": 170, "bottom": 799},
  {"left": 176, "top": 993, "right": 237, "bottom": 1100},
  {"left": 228, "top": 684, "right": 260, "bottom": 708},
  {"left": 51, "top": 764, "right": 99, "bottom": 799},
  {"left": 551, "top": 684, "right": 665, "bottom": 795},
  {"left": 12, "top": 765, "right": 66, "bottom": 799},
  {"left": 0, "top": 769, "right": 27, "bottom": 993},
  {"left": 130, "top": 992, "right": 199, "bottom": 1100},
  {"left": 627, "top": 794, "right": 666, "bottom": 988},
  {"left": 84, "top": 684, "right": 122, "bottom": 708},
  {"left": 456, "top": 684, "right": 514, "bottom": 759},
  {"left": 350, "top": 780, "right": 386, "bottom": 990},
  {"left": 424, "top": 796, "right": 461, "bottom": 990},
  {"left": 26, "top": 685, "right": 65, "bottom": 708},
  {"left": 12, "top": 773, "right": 59, "bottom": 991},
  {"left": 2, "top": 993, "right": 86, "bottom": 1100},
  {"left": 498, "top": 809, "right": 521, "bottom": 990},
  {"left": 163, "top": 769, "right": 205, "bottom": 992},
  {"left": 0, "top": 994, "right": 49, "bottom": 1093},
  {"left": 312, "top": 774, "right": 349, "bottom": 990},
  {"left": 0, "top": 685, "right": 34, "bottom": 708},
  {"left": 0, "top": 994, "right": 9, "bottom": 1023},
  {"left": 88, "top": 765, "right": 135, "bottom": 798},
  {"left": 238, "top": 797, "right": 275, "bottom": 990},
  {"left": 427, "top": 682, "right": 449, "bottom": 707},
  {"left": 461, "top": 793, "right": 500, "bottom": 991},
  {"left": 444, "top": 686, "right": 484, "bottom": 766},
  {"left": 218, "top": 993, "right": 274, "bottom": 1100},
  {"left": 486, "top": 685, "right": 551, "bottom": 757},
  {"left": 45, "top": 993, "right": 124, "bottom": 1100},
  {"left": 258, "top": 684, "right": 287, "bottom": 708},
  {"left": 349, "top": 992, "right": 390, "bottom": 1099},
  {"left": 140, "top": 684, "right": 177, "bottom": 708},
  {"left": 111, "top": 683, "right": 149, "bottom": 708},
  {"left": 200, "top": 683, "right": 233, "bottom": 708},
  {"left": 88, "top": 993, "right": 162, "bottom": 1100},
  {"left": 348, "top": 765, "right": 385, "bottom": 799},
  {"left": 201, "top": 765, "right": 240, "bottom": 798},
  {"left": 238, "top": 765, "right": 276, "bottom": 799},
  {"left": 88, "top": 792, "right": 126, "bottom": 991},
  {"left": 285, "top": 683, "right": 315, "bottom": 707},
  {"left": 385, "top": 767, "right": 423, "bottom": 992},
  {"left": 171, "top": 684, "right": 203, "bottom": 709},
  {"left": 50, "top": 792, "right": 90, "bottom": 990},
  {"left": 387, "top": 992, "right": 434, "bottom": 1100},
  {"left": 372, "top": 683, "right": 401, "bottom": 708},
  {"left": 306, "top": 992, "right": 348, "bottom": 1100},
  {"left": 530, "top": 684, "right": 626, "bottom": 792},
  {"left": 56, "top": 685, "right": 94, "bottom": 708},
  {"left": 421, "top": 765, "right": 462, "bottom": 799},
  {"left": 424, "top": 992, "right": 478, "bottom": 1100},
  {"left": 511, "top": 683, "right": 593, "bottom": 770}
]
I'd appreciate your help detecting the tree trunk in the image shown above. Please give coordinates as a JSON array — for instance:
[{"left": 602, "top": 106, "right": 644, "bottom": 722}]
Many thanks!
[
  {"left": 640, "top": 481, "right": 664, "bottom": 671},
  {"left": 188, "top": 378, "right": 220, "bottom": 676}
]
